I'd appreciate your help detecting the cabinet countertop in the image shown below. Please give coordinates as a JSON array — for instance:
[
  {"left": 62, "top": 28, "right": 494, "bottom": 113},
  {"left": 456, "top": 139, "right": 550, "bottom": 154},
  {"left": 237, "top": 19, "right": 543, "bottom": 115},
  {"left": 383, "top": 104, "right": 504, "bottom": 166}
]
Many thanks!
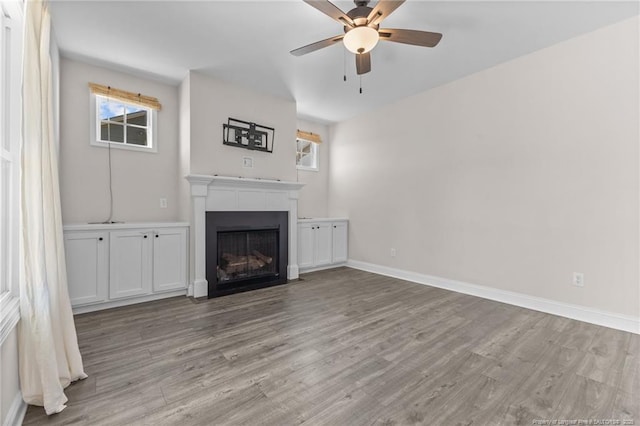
[
  {"left": 297, "top": 218, "right": 348, "bottom": 223},
  {"left": 63, "top": 222, "right": 190, "bottom": 232}
]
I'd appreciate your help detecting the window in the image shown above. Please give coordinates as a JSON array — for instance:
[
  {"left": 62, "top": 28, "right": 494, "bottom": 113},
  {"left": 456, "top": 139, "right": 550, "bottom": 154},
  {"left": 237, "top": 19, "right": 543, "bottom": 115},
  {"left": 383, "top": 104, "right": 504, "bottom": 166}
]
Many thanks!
[
  {"left": 88, "top": 83, "right": 161, "bottom": 153},
  {"left": 91, "top": 95, "right": 156, "bottom": 152},
  {"left": 1, "top": 0, "right": 23, "bottom": 335},
  {"left": 296, "top": 129, "right": 321, "bottom": 171},
  {"left": 296, "top": 138, "right": 319, "bottom": 171},
  {"left": 1, "top": 3, "right": 21, "bottom": 297}
]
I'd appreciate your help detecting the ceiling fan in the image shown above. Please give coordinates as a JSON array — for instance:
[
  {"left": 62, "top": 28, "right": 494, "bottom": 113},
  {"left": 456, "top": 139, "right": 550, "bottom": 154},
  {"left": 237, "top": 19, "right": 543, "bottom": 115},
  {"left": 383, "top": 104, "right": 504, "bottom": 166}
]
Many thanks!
[{"left": 291, "top": 0, "right": 443, "bottom": 76}]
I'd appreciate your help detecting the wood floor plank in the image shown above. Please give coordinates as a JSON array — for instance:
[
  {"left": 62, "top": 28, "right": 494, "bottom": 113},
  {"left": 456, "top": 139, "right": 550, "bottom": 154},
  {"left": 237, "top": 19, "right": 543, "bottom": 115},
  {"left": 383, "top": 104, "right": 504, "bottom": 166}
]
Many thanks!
[
  {"left": 619, "top": 334, "right": 639, "bottom": 396},
  {"left": 576, "top": 326, "right": 631, "bottom": 388},
  {"left": 427, "top": 373, "right": 516, "bottom": 425},
  {"left": 552, "top": 374, "right": 618, "bottom": 421},
  {"left": 610, "top": 390, "right": 639, "bottom": 423},
  {"left": 22, "top": 267, "right": 637, "bottom": 425}
]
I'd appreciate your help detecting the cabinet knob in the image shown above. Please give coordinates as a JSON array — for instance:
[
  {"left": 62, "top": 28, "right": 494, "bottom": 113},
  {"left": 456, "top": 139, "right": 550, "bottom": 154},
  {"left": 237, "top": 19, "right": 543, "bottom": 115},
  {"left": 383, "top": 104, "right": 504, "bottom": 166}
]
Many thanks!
[
  {"left": 155, "top": 234, "right": 159, "bottom": 238},
  {"left": 333, "top": 226, "right": 336, "bottom": 228},
  {"left": 98, "top": 237, "right": 103, "bottom": 241},
  {"left": 144, "top": 235, "right": 148, "bottom": 239}
]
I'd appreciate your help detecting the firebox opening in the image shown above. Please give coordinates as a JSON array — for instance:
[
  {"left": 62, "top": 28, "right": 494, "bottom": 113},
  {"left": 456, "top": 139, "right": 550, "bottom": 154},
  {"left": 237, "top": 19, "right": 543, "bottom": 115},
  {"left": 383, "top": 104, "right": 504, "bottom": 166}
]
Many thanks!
[
  {"left": 217, "top": 228, "right": 279, "bottom": 283},
  {"left": 206, "top": 211, "right": 288, "bottom": 298}
]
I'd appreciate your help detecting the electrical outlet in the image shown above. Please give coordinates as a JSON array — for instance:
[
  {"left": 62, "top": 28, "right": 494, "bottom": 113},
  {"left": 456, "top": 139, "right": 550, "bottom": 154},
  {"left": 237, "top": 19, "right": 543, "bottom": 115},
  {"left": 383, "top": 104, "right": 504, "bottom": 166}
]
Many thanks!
[
  {"left": 572, "top": 272, "right": 584, "bottom": 287},
  {"left": 242, "top": 156, "right": 254, "bottom": 168},
  {"left": 160, "top": 198, "right": 167, "bottom": 209},
  {"left": 390, "top": 248, "right": 397, "bottom": 257}
]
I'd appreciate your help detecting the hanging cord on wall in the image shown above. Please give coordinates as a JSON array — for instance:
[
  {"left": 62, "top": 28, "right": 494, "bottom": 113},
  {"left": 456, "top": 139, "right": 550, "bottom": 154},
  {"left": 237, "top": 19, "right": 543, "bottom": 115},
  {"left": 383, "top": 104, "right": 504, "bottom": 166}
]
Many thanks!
[
  {"left": 101, "top": 91, "right": 144, "bottom": 224},
  {"left": 99, "top": 86, "right": 116, "bottom": 224},
  {"left": 92, "top": 121, "right": 115, "bottom": 224},
  {"left": 102, "top": 87, "right": 115, "bottom": 223},
  {"left": 104, "top": 137, "right": 114, "bottom": 223},
  {"left": 87, "top": 83, "right": 161, "bottom": 225}
]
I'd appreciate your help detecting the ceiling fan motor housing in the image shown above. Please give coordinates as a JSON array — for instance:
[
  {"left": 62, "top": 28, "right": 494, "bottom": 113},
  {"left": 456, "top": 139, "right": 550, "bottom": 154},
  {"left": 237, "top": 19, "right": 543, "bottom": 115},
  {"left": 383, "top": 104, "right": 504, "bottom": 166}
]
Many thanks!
[{"left": 346, "top": 6, "right": 373, "bottom": 27}]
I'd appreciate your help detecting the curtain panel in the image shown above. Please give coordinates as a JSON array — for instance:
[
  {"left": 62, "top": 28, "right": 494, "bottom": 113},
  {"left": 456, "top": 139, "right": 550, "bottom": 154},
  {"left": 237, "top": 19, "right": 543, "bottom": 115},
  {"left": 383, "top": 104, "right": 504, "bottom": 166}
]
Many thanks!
[{"left": 19, "top": 0, "right": 87, "bottom": 415}]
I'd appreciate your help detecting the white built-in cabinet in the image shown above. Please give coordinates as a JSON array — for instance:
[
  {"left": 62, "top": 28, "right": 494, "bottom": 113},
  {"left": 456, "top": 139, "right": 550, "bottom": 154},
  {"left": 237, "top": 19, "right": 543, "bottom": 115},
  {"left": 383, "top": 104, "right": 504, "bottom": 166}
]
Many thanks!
[
  {"left": 152, "top": 228, "right": 189, "bottom": 292},
  {"left": 64, "top": 231, "right": 109, "bottom": 306},
  {"left": 298, "top": 218, "right": 348, "bottom": 272},
  {"left": 64, "top": 223, "right": 188, "bottom": 313},
  {"left": 109, "top": 230, "right": 152, "bottom": 299},
  {"left": 331, "top": 221, "right": 348, "bottom": 263}
]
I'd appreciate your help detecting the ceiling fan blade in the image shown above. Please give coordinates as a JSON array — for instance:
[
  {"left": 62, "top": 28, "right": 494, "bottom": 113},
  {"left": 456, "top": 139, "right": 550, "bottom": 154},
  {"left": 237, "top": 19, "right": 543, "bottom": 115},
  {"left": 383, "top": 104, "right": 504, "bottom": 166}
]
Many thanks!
[
  {"left": 367, "top": 0, "right": 405, "bottom": 26},
  {"left": 355, "top": 52, "right": 371, "bottom": 75},
  {"left": 290, "top": 34, "right": 344, "bottom": 56},
  {"left": 378, "top": 28, "right": 443, "bottom": 47},
  {"left": 303, "top": 0, "right": 355, "bottom": 27}
]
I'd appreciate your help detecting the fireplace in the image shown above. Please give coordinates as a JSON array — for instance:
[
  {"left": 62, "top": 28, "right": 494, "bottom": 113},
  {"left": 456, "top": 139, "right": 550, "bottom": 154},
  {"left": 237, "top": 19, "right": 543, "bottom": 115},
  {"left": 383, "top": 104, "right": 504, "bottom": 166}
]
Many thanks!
[
  {"left": 186, "top": 175, "right": 304, "bottom": 298},
  {"left": 206, "top": 211, "right": 288, "bottom": 297}
]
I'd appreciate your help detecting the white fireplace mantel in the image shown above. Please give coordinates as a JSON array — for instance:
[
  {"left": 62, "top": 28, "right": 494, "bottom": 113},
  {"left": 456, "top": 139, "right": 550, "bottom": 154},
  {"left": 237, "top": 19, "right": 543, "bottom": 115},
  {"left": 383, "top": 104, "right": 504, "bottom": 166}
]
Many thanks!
[{"left": 186, "top": 175, "right": 305, "bottom": 298}]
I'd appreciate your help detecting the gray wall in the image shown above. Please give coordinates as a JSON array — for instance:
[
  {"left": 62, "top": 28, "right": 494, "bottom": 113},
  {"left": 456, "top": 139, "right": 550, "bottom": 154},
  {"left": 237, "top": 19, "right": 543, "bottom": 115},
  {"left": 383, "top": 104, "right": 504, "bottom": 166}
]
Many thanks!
[
  {"left": 188, "top": 71, "right": 297, "bottom": 182},
  {"left": 328, "top": 17, "right": 639, "bottom": 318},
  {"left": 297, "top": 118, "right": 330, "bottom": 218},
  {"left": 59, "top": 58, "right": 180, "bottom": 224}
]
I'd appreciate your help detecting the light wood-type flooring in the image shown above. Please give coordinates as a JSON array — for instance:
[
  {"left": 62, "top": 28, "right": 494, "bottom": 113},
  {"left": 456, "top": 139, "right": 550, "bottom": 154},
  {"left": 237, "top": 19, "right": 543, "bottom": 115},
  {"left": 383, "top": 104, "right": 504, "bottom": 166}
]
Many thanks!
[{"left": 23, "top": 267, "right": 638, "bottom": 425}]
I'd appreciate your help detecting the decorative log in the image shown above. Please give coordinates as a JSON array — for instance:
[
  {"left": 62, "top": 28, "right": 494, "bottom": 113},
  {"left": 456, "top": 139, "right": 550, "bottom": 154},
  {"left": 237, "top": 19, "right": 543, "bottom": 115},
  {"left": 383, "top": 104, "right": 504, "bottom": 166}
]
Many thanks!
[
  {"left": 252, "top": 250, "right": 273, "bottom": 264},
  {"left": 216, "top": 266, "right": 229, "bottom": 281},
  {"left": 221, "top": 253, "right": 266, "bottom": 274},
  {"left": 222, "top": 254, "right": 259, "bottom": 268}
]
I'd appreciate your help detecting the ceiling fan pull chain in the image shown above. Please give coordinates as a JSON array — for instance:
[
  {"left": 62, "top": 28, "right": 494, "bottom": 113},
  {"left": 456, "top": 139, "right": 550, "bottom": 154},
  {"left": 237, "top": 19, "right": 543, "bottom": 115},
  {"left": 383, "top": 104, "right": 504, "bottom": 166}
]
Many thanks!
[
  {"left": 343, "top": 48, "right": 347, "bottom": 82},
  {"left": 359, "top": 75, "right": 363, "bottom": 94}
]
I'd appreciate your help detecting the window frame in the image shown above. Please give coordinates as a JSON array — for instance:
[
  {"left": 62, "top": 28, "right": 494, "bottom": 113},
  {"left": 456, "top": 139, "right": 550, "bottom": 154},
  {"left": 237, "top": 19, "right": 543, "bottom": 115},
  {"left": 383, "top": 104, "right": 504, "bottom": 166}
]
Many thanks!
[
  {"left": 296, "top": 137, "right": 319, "bottom": 172},
  {"left": 89, "top": 93, "right": 158, "bottom": 153},
  {"left": 0, "top": 0, "right": 23, "bottom": 345}
]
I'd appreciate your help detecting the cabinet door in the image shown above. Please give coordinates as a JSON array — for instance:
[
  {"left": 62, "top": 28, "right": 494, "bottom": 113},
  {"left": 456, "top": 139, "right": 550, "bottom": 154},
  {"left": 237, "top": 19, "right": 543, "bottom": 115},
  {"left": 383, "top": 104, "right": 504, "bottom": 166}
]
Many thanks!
[
  {"left": 314, "top": 223, "right": 333, "bottom": 266},
  {"left": 64, "top": 232, "right": 108, "bottom": 306},
  {"left": 109, "top": 230, "right": 152, "bottom": 299},
  {"left": 332, "top": 222, "right": 348, "bottom": 263},
  {"left": 297, "top": 223, "right": 315, "bottom": 269},
  {"left": 153, "top": 228, "right": 188, "bottom": 292}
]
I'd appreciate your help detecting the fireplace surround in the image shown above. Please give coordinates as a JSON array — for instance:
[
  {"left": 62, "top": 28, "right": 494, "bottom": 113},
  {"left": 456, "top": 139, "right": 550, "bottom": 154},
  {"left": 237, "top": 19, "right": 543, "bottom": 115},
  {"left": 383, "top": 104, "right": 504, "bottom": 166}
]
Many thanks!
[{"left": 186, "top": 175, "right": 305, "bottom": 298}]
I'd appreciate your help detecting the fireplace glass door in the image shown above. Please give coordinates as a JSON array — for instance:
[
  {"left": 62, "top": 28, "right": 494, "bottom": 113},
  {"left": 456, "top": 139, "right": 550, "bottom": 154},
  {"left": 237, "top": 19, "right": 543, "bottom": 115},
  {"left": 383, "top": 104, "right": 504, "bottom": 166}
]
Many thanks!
[{"left": 216, "top": 229, "right": 278, "bottom": 283}]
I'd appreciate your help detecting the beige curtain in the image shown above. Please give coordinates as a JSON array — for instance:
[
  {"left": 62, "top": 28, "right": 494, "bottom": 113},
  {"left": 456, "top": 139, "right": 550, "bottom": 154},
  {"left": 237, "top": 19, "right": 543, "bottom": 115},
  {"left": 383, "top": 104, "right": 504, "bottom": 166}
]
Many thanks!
[{"left": 19, "top": 0, "right": 87, "bottom": 415}]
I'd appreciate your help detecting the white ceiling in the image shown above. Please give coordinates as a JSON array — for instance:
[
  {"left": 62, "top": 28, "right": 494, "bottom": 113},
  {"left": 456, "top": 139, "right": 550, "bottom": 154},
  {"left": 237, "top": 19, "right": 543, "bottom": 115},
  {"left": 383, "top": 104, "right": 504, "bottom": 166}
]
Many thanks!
[{"left": 49, "top": 1, "right": 639, "bottom": 123}]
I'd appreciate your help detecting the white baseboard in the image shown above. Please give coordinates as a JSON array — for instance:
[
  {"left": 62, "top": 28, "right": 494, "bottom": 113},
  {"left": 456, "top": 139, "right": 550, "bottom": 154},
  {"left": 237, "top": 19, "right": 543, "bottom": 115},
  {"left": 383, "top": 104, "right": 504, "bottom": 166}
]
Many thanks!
[
  {"left": 72, "top": 289, "right": 187, "bottom": 315},
  {"left": 347, "top": 259, "right": 640, "bottom": 335},
  {"left": 300, "top": 263, "right": 348, "bottom": 274},
  {"left": 3, "top": 391, "right": 26, "bottom": 426}
]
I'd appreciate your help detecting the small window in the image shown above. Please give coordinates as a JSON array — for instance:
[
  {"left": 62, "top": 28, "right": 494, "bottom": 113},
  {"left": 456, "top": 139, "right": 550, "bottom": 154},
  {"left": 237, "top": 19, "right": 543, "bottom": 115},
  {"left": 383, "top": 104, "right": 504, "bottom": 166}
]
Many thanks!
[
  {"left": 0, "top": 3, "right": 21, "bottom": 300},
  {"left": 296, "top": 138, "right": 319, "bottom": 171},
  {"left": 90, "top": 94, "right": 157, "bottom": 153}
]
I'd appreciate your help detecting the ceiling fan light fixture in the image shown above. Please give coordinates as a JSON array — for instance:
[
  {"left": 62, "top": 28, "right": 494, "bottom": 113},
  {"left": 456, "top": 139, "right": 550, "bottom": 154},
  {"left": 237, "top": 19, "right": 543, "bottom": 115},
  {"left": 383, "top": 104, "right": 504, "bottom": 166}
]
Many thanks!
[{"left": 343, "top": 26, "right": 379, "bottom": 54}]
